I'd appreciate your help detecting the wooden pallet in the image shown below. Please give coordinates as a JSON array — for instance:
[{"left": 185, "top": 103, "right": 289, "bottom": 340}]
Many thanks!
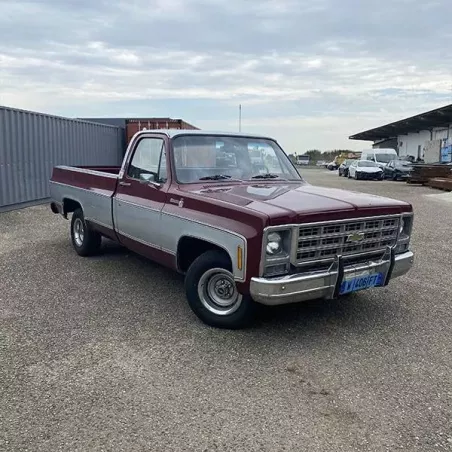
[
  {"left": 407, "top": 177, "right": 427, "bottom": 185},
  {"left": 407, "top": 164, "right": 452, "bottom": 185},
  {"left": 428, "top": 177, "right": 452, "bottom": 191}
]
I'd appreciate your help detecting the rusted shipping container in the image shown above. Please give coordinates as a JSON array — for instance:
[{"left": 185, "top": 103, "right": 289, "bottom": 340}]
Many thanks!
[
  {"left": 126, "top": 118, "right": 199, "bottom": 144},
  {"left": 78, "top": 116, "right": 199, "bottom": 150}
]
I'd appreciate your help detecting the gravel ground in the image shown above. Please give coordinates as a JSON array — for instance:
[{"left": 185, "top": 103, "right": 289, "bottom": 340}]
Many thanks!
[{"left": 1, "top": 169, "right": 451, "bottom": 451}]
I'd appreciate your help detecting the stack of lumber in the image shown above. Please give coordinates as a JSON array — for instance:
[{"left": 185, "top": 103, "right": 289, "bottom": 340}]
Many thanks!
[
  {"left": 427, "top": 170, "right": 452, "bottom": 192},
  {"left": 407, "top": 164, "right": 452, "bottom": 185}
]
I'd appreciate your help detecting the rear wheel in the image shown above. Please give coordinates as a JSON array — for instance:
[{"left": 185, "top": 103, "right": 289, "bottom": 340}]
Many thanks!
[
  {"left": 185, "top": 250, "right": 256, "bottom": 329},
  {"left": 71, "top": 208, "right": 102, "bottom": 256}
]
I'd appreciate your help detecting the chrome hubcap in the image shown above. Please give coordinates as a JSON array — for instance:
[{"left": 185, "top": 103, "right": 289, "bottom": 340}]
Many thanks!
[
  {"left": 198, "top": 268, "right": 242, "bottom": 316},
  {"left": 73, "top": 218, "right": 85, "bottom": 247}
]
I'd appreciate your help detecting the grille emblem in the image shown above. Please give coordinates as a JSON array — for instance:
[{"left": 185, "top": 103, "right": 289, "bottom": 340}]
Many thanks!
[{"left": 346, "top": 232, "right": 365, "bottom": 243}]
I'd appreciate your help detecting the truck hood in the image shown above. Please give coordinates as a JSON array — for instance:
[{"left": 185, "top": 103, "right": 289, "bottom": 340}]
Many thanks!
[{"left": 183, "top": 182, "right": 411, "bottom": 225}]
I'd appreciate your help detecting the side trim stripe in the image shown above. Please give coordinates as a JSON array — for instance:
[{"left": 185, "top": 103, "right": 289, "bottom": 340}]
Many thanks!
[
  {"left": 116, "top": 229, "right": 176, "bottom": 256},
  {"left": 51, "top": 181, "right": 112, "bottom": 199}
]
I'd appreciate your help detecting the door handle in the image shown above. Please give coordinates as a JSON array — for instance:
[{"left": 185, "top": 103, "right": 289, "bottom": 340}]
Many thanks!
[{"left": 119, "top": 181, "right": 131, "bottom": 187}]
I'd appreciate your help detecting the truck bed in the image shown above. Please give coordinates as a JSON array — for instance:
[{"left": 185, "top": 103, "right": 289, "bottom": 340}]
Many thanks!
[{"left": 50, "top": 165, "right": 120, "bottom": 231}]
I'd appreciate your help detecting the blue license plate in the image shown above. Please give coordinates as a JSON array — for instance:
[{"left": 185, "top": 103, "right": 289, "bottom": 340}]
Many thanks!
[{"left": 340, "top": 272, "right": 384, "bottom": 295}]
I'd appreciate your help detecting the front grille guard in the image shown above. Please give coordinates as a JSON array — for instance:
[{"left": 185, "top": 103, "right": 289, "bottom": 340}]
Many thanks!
[{"left": 327, "top": 246, "right": 395, "bottom": 299}]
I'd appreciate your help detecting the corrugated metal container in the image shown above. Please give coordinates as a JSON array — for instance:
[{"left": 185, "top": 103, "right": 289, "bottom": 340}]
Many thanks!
[
  {"left": 0, "top": 106, "right": 123, "bottom": 211},
  {"left": 125, "top": 118, "right": 199, "bottom": 144},
  {"left": 77, "top": 117, "right": 127, "bottom": 154}
]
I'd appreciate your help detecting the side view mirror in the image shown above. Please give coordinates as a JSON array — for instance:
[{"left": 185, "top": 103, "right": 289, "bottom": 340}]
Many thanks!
[{"left": 139, "top": 173, "right": 161, "bottom": 187}]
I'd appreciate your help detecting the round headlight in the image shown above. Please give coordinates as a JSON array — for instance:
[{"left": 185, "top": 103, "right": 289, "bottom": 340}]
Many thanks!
[{"left": 266, "top": 232, "right": 282, "bottom": 255}]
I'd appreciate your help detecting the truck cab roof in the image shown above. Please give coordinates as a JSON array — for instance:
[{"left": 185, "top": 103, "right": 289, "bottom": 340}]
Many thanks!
[{"left": 133, "top": 129, "right": 275, "bottom": 141}]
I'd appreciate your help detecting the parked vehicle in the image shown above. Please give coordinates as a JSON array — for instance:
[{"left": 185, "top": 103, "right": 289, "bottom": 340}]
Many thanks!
[
  {"left": 384, "top": 160, "right": 413, "bottom": 180},
  {"left": 348, "top": 160, "right": 384, "bottom": 180},
  {"left": 327, "top": 161, "right": 338, "bottom": 170},
  {"left": 334, "top": 152, "right": 361, "bottom": 167},
  {"left": 316, "top": 160, "right": 326, "bottom": 167},
  {"left": 296, "top": 155, "right": 310, "bottom": 165},
  {"left": 400, "top": 155, "right": 416, "bottom": 163},
  {"left": 361, "top": 148, "right": 398, "bottom": 167},
  {"left": 338, "top": 159, "right": 356, "bottom": 177},
  {"left": 50, "top": 130, "right": 414, "bottom": 329}
]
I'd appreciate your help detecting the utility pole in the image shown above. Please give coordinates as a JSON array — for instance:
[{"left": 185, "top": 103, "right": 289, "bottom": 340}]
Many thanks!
[{"left": 239, "top": 104, "right": 242, "bottom": 132}]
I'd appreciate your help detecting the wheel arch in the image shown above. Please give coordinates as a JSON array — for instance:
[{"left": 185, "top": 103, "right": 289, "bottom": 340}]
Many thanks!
[
  {"left": 177, "top": 235, "right": 234, "bottom": 275},
  {"left": 63, "top": 198, "right": 83, "bottom": 216}
]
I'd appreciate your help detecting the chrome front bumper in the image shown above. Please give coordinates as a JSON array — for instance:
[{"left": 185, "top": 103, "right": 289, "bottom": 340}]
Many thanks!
[{"left": 250, "top": 249, "right": 414, "bottom": 306}]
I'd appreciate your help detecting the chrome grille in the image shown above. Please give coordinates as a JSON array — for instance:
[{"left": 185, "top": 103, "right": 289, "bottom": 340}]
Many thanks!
[{"left": 295, "top": 216, "right": 400, "bottom": 266}]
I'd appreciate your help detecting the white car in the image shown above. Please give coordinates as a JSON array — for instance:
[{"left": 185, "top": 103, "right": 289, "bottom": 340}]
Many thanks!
[{"left": 348, "top": 160, "right": 384, "bottom": 180}]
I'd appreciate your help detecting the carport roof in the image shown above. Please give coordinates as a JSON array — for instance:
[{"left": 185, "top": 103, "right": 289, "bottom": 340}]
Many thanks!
[{"left": 349, "top": 103, "right": 452, "bottom": 141}]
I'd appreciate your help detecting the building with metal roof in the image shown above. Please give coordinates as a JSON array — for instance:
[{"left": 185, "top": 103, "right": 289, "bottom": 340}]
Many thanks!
[{"left": 349, "top": 104, "right": 452, "bottom": 163}]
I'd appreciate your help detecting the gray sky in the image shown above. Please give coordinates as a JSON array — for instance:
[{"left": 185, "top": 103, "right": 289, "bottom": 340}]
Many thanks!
[{"left": 1, "top": 0, "right": 451, "bottom": 153}]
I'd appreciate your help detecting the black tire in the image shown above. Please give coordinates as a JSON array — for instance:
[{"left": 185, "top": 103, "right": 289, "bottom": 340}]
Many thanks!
[
  {"left": 70, "top": 208, "right": 102, "bottom": 256},
  {"left": 354, "top": 172, "right": 358, "bottom": 180},
  {"left": 392, "top": 173, "right": 398, "bottom": 181},
  {"left": 185, "top": 250, "right": 256, "bottom": 329}
]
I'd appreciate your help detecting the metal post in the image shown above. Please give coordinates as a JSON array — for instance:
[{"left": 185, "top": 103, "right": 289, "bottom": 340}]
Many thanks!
[{"left": 239, "top": 104, "right": 242, "bottom": 132}]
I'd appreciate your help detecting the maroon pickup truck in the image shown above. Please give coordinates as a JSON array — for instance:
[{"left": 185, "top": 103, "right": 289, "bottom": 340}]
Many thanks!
[{"left": 50, "top": 130, "right": 414, "bottom": 329}]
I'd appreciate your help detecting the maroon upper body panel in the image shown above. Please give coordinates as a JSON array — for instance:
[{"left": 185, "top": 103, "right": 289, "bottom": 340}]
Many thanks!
[
  {"left": 51, "top": 166, "right": 119, "bottom": 196},
  {"left": 51, "top": 147, "right": 412, "bottom": 232}
]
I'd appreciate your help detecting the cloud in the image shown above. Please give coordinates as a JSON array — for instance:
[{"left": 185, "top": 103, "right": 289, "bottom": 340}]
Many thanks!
[{"left": 1, "top": 0, "right": 452, "bottom": 152}]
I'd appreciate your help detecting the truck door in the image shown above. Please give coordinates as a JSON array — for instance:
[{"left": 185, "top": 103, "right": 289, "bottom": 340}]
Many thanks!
[{"left": 113, "top": 135, "right": 169, "bottom": 257}]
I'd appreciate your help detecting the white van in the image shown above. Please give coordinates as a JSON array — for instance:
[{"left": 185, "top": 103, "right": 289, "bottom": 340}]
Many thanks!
[{"left": 360, "top": 148, "right": 398, "bottom": 167}]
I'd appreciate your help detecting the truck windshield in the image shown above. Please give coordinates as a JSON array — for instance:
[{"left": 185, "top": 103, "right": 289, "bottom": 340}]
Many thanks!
[{"left": 172, "top": 135, "right": 302, "bottom": 183}]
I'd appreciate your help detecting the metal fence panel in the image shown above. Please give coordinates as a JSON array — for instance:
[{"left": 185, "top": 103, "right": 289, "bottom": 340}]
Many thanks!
[{"left": 0, "top": 106, "right": 123, "bottom": 210}]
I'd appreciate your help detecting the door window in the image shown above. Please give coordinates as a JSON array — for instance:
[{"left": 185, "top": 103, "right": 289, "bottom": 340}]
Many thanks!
[{"left": 127, "top": 138, "right": 167, "bottom": 182}]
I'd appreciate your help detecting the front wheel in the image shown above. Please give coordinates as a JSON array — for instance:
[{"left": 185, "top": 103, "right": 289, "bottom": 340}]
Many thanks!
[
  {"left": 354, "top": 172, "right": 358, "bottom": 180},
  {"left": 71, "top": 208, "right": 102, "bottom": 256},
  {"left": 185, "top": 250, "right": 256, "bottom": 329}
]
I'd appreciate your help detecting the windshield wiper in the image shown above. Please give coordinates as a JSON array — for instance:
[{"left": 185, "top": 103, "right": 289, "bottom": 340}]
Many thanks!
[
  {"left": 199, "top": 174, "right": 232, "bottom": 181},
  {"left": 251, "top": 173, "right": 280, "bottom": 179}
]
